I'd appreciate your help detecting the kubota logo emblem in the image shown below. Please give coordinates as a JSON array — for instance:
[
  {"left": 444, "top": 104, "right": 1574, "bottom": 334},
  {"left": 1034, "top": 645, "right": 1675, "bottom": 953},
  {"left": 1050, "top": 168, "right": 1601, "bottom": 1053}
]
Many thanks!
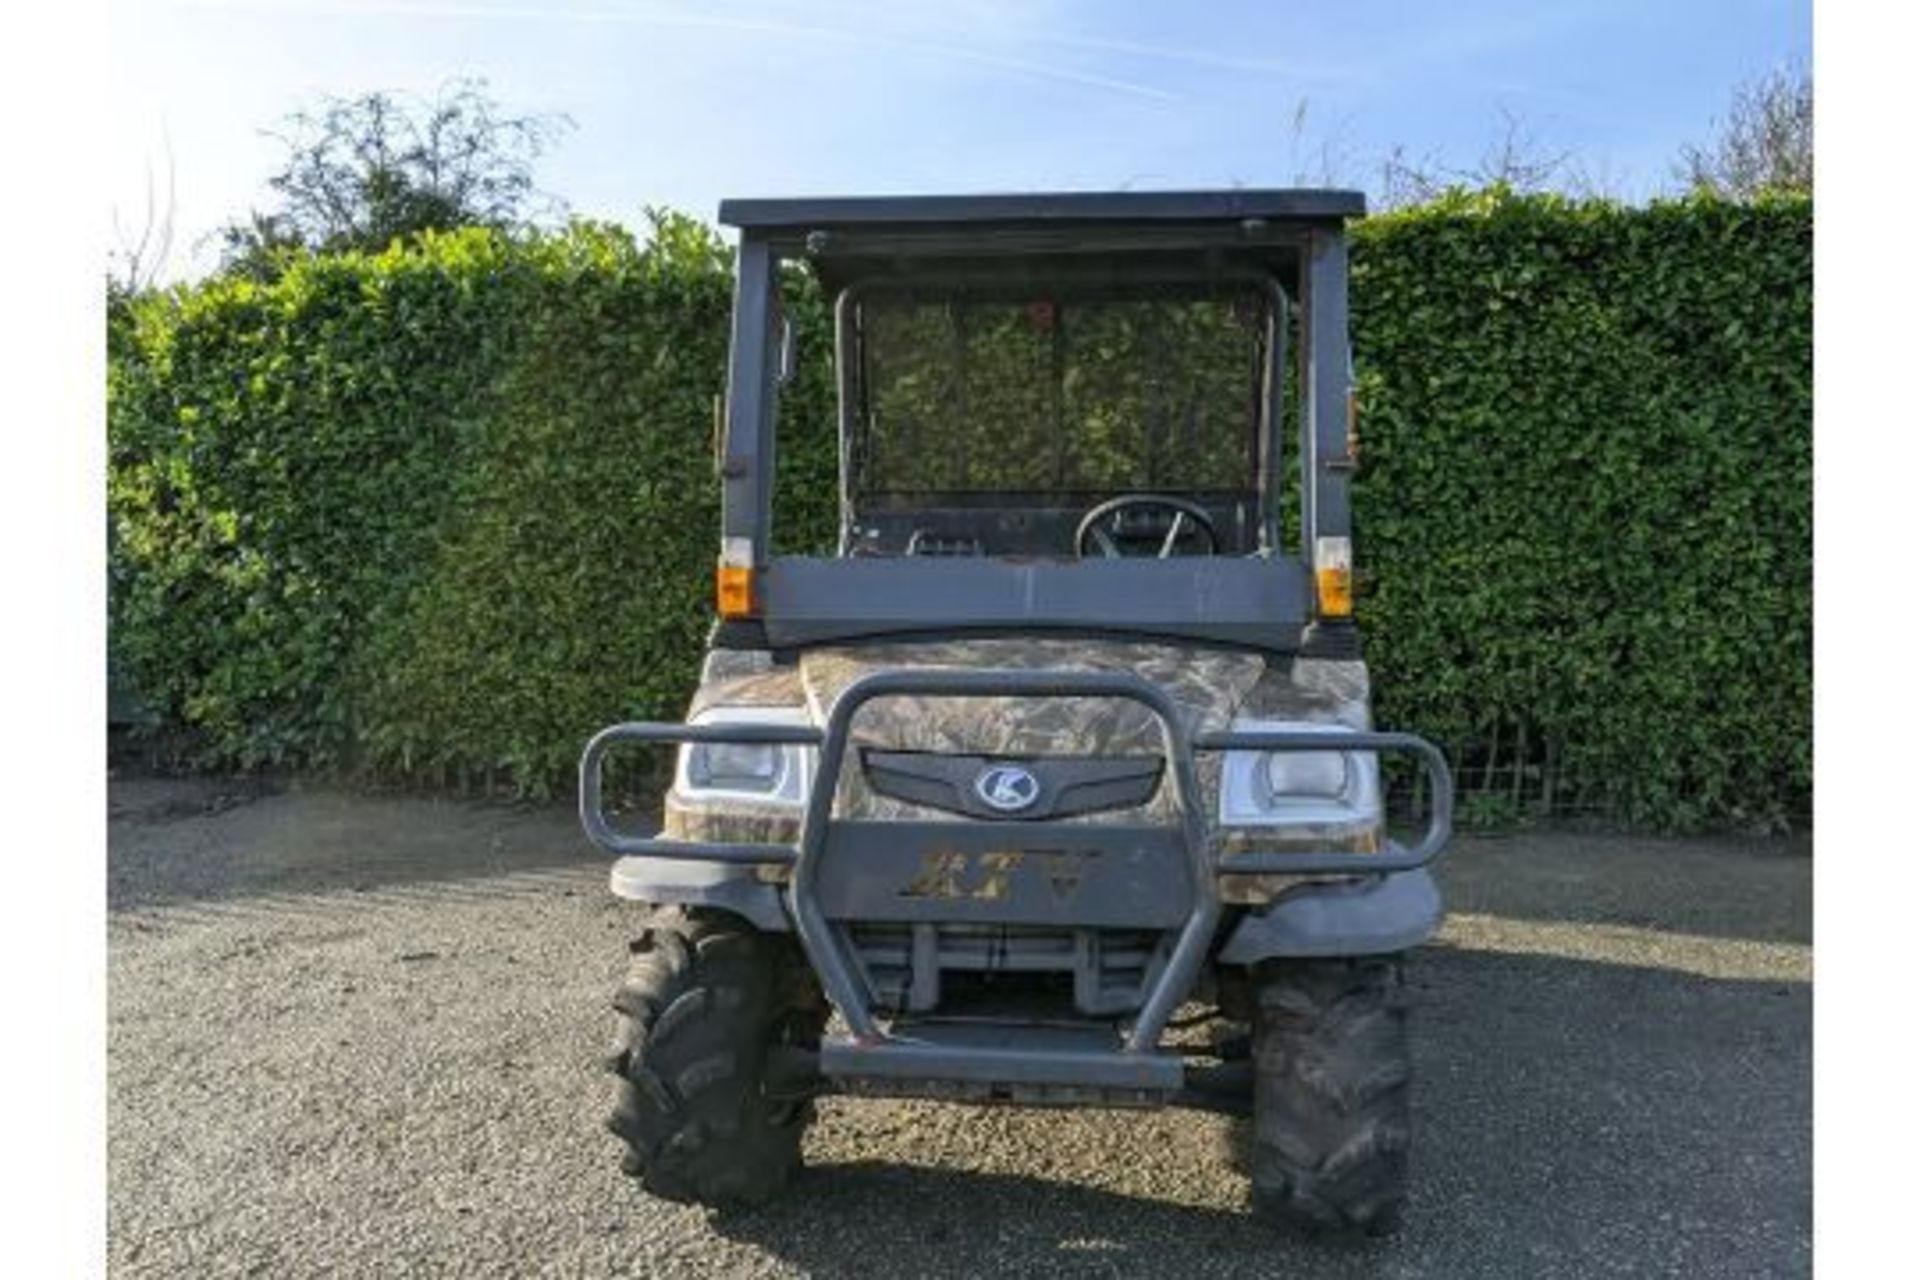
[{"left": 974, "top": 764, "right": 1041, "bottom": 812}]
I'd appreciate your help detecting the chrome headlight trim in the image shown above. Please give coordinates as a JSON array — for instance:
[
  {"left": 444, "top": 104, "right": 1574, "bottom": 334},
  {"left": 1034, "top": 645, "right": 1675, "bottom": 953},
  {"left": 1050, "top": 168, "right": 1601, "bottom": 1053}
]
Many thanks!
[
  {"left": 673, "top": 705, "right": 815, "bottom": 806},
  {"left": 1217, "top": 719, "right": 1381, "bottom": 828}
]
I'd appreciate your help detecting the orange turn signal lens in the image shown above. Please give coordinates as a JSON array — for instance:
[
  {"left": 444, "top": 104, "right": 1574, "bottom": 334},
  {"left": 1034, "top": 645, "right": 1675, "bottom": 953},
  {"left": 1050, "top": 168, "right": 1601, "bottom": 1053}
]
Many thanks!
[
  {"left": 1314, "top": 536, "right": 1354, "bottom": 619},
  {"left": 1316, "top": 566, "right": 1354, "bottom": 618},
  {"left": 716, "top": 564, "right": 756, "bottom": 619}
]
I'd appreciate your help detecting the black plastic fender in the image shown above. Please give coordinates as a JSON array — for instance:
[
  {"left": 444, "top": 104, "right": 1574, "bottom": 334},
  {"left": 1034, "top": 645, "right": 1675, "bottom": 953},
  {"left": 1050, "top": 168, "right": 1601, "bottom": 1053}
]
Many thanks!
[{"left": 1218, "top": 868, "right": 1442, "bottom": 963}]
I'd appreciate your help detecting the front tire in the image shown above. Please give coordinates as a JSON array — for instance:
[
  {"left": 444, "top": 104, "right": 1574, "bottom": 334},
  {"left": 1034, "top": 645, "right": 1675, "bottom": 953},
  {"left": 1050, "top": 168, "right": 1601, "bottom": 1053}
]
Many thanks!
[
  {"left": 1249, "top": 957, "right": 1412, "bottom": 1235},
  {"left": 605, "top": 907, "right": 826, "bottom": 1208}
]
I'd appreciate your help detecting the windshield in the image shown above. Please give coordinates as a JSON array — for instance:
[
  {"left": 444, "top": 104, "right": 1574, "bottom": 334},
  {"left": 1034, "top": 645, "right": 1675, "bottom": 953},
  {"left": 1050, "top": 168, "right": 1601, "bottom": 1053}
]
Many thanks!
[{"left": 849, "top": 281, "right": 1272, "bottom": 501}]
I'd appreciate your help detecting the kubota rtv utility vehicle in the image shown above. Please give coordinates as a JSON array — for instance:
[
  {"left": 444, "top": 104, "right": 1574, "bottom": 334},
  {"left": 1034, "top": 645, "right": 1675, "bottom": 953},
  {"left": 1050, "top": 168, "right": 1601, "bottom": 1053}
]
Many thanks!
[{"left": 581, "top": 190, "right": 1453, "bottom": 1235}]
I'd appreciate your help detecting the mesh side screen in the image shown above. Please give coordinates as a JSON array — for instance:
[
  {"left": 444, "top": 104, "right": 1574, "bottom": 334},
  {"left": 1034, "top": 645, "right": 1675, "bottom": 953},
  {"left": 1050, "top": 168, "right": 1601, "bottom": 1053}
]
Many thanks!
[{"left": 854, "top": 283, "right": 1268, "bottom": 498}]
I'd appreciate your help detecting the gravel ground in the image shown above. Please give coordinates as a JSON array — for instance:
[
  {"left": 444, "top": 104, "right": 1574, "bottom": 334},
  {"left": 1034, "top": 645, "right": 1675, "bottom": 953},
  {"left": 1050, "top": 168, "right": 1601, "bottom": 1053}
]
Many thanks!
[{"left": 107, "top": 778, "right": 1811, "bottom": 1278}]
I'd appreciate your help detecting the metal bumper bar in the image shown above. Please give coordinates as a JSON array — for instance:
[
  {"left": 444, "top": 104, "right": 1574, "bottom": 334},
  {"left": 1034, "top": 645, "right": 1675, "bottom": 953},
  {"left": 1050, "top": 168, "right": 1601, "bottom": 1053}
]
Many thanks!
[
  {"left": 580, "top": 668, "right": 1452, "bottom": 1078},
  {"left": 580, "top": 719, "right": 819, "bottom": 865}
]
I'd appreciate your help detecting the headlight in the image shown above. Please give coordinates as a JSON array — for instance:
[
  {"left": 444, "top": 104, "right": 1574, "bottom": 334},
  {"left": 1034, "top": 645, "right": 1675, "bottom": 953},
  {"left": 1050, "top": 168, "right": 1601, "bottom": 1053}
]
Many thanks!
[
  {"left": 1218, "top": 720, "right": 1379, "bottom": 827},
  {"left": 674, "top": 706, "right": 813, "bottom": 805},
  {"left": 686, "top": 741, "right": 785, "bottom": 792},
  {"left": 1259, "top": 750, "right": 1349, "bottom": 803}
]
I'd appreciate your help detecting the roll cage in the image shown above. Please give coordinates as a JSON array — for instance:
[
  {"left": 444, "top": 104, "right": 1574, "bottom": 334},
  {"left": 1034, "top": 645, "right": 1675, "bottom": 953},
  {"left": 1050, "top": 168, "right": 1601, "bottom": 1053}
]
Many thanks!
[{"left": 714, "top": 190, "right": 1364, "bottom": 656}]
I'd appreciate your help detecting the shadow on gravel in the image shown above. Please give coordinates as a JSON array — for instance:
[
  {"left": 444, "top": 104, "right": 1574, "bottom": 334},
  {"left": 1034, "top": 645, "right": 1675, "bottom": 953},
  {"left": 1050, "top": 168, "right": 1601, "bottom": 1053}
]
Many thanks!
[
  {"left": 1436, "top": 831, "right": 1811, "bottom": 946},
  {"left": 108, "top": 777, "right": 604, "bottom": 914},
  {"left": 711, "top": 1163, "right": 1271, "bottom": 1277},
  {"left": 711, "top": 946, "right": 1810, "bottom": 1279}
]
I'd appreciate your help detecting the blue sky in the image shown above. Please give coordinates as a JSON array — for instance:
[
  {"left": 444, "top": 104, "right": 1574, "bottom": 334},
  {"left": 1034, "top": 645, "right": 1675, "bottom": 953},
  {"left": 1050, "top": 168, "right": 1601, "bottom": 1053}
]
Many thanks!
[{"left": 109, "top": 0, "right": 1809, "bottom": 280}]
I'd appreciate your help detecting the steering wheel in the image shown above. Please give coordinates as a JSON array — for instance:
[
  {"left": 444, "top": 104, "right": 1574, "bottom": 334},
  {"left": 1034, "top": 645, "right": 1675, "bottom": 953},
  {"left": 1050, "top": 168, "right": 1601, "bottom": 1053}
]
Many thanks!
[{"left": 1074, "top": 494, "right": 1221, "bottom": 559}]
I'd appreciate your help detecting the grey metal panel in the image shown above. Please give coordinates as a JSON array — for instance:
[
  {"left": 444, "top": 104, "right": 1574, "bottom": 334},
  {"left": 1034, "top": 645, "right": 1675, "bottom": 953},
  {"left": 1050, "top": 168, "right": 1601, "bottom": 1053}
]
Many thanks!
[
  {"left": 758, "top": 555, "right": 1312, "bottom": 651},
  {"left": 1303, "top": 226, "right": 1353, "bottom": 556},
  {"left": 1218, "top": 869, "right": 1443, "bottom": 963},
  {"left": 722, "top": 235, "right": 778, "bottom": 564},
  {"left": 608, "top": 856, "right": 791, "bottom": 932},
  {"left": 812, "top": 820, "right": 1192, "bottom": 928},
  {"left": 720, "top": 189, "right": 1366, "bottom": 229}
]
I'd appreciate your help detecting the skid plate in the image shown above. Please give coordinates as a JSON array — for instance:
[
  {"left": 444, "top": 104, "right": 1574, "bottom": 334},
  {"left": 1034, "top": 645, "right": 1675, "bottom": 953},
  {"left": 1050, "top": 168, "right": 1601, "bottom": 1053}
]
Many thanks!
[{"left": 820, "top": 1020, "right": 1183, "bottom": 1096}]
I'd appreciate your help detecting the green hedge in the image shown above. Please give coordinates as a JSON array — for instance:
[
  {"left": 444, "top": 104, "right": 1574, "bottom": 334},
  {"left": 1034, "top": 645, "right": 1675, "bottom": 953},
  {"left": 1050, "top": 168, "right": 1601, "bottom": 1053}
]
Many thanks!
[
  {"left": 108, "top": 192, "right": 1810, "bottom": 828},
  {"left": 112, "top": 216, "right": 752, "bottom": 788},
  {"left": 1351, "top": 191, "right": 1811, "bottom": 828}
]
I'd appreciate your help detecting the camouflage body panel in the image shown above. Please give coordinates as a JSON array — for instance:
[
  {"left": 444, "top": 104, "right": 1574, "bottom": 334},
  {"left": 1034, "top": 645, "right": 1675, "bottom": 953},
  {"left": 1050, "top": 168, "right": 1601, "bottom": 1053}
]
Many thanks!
[
  {"left": 1241, "top": 655, "right": 1371, "bottom": 728},
  {"left": 800, "top": 639, "right": 1267, "bottom": 742},
  {"left": 662, "top": 640, "right": 1379, "bottom": 899},
  {"left": 659, "top": 793, "right": 805, "bottom": 883},
  {"left": 686, "top": 667, "right": 806, "bottom": 718},
  {"left": 802, "top": 639, "right": 1256, "bottom": 825},
  {"left": 698, "top": 648, "right": 775, "bottom": 683}
]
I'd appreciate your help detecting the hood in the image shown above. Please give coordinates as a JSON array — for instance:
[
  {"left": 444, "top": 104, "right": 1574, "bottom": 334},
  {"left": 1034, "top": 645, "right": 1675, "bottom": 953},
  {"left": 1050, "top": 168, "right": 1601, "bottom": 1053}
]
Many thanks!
[
  {"left": 673, "top": 639, "right": 1372, "bottom": 833},
  {"left": 800, "top": 639, "right": 1268, "bottom": 756},
  {"left": 690, "top": 638, "right": 1367, "bottom": 751}
]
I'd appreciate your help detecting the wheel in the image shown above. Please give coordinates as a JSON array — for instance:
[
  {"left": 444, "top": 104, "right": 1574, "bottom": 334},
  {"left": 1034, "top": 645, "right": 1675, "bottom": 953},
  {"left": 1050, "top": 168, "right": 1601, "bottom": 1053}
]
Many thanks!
[
  {"left": 605, "top": 906, "right": 827, "bottom": 1208},
  {"left": 1249, "top": 957, "right": 1412, "bottom": 1236}
]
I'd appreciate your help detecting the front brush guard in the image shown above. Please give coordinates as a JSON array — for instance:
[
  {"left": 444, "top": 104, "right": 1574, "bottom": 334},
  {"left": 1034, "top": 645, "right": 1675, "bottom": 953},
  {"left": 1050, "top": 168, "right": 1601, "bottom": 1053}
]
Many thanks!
[{"left": 582, "top": 668, "right": 1452, "bottom": 1085}]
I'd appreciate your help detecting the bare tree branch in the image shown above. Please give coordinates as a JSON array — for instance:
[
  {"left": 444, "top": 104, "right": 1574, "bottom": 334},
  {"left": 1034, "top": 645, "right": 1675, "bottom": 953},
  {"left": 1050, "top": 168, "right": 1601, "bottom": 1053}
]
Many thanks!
[
  {"left": 1677, "top": 61, "right": 1812, "bottom": 199},
  {"left": 221, "top": 79, "right": 572, "bottom": 278},
  {"left": 1282, "top": 97, "right": 1356, "bottom": 188},
  {"left": 109, "top": 133, "right": 177, "bottom": 293},
  {"left": 1372, "top": 104, "right": 1584, "bottom": 211}
]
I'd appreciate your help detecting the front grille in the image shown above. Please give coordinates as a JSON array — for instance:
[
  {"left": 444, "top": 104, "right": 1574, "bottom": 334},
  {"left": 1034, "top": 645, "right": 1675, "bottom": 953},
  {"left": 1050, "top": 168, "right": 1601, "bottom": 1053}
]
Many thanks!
[
  {"left": 848, "top": 923, "right": 1171, "bottom": 1017},
  {"left": 860, "top": 750, "right": 1164, "bottom": 821}
]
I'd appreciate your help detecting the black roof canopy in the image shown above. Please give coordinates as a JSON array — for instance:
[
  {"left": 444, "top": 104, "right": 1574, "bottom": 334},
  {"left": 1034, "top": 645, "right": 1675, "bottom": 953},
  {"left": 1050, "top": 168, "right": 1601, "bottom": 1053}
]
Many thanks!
[{"left": 718, "top": 188, "right": 1366, "bottom": 232}]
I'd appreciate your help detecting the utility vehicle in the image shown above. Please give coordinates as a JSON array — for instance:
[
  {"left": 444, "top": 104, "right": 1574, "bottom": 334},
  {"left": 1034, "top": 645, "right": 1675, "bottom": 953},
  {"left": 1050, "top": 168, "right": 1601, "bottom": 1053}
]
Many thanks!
[{"left": 581, "top": 190, "right": 1453, "bottom": 1235}]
